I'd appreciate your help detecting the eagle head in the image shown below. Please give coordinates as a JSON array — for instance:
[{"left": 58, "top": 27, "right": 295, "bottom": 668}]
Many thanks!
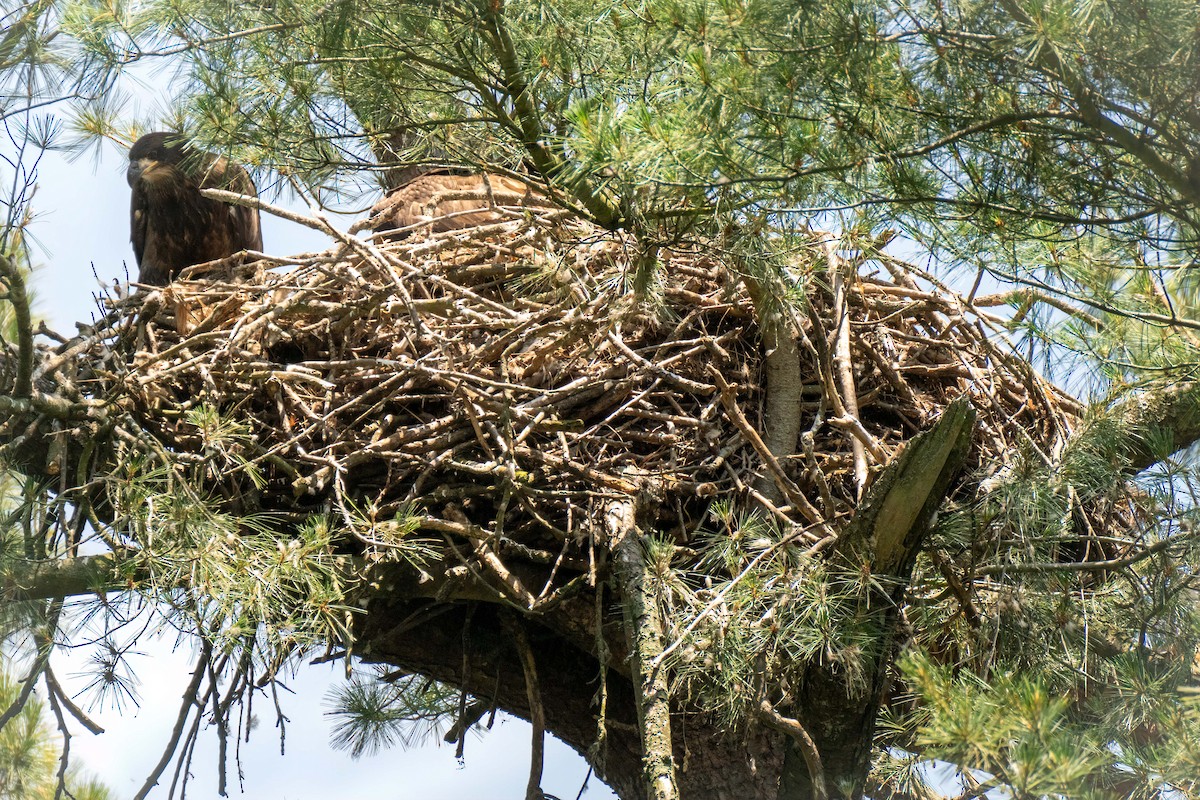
[{"left": 127, "top": 132, "right": 191, "bottom": 187}]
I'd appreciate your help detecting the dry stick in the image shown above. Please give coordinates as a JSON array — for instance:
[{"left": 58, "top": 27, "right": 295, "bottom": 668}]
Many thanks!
[
  {"left": 43, "top": 664, "right": 104, "bottom": 734},
  {"left": 514, "top": 444, "right": 639, "bottom": 495},
  {"left": 43, "top": 673, "right": 75, "bottom": 800},
  {"left": 857, "top": 335, "right": 920, "bottom": 408},
  {"left": 506, "top": 617, "right": 547, "bottom": 800},
  {"left": 747, "top": 486, "right": 806, "bottom": 530},
  {"left": 928, "top": 549, "right": 981, "bottom": 629},
  {"left": 974, "top": 536, "right": 1179, "bottom": 576},
  {"left": 825, "top": 239, "right": 869, "bottom": 498},
  {"left": 708, "top": 367, "right": 828, "bottom": 530},
  {"left": 199, "top": 188, "right": 342, "bottom": 237},
  {"left": 436, "top": 508, "right": 540, "bottom": 608},
  {"left": 758, "top": 699, "right": 827, "bottom": 800},
  {"left": 827, "top": 415, "right": 890, "bottom": 462},
  {"left": 592, "top": 580, "right": 610, "bottom": 772},
  {"left": 457, "top": 384, "right": 502, "bottom": 462},
  {"left": 537, "top": 534, "right": 576, "bottom": 600},
  {"left": 472, "top": 541, "right": 538, "bottom": 608},
  {"left": 606, "top": 329, "right": 715, "bottom": 393}
]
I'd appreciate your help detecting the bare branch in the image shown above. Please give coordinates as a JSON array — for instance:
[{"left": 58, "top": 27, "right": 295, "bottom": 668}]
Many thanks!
[{"left": 759, "top": 699, "right": 827, "bottom": 800}]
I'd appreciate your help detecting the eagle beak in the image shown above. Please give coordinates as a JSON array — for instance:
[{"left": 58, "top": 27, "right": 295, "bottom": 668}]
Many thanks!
[{"left": 126, "top": 158, "right": 151, "bottom": 187}]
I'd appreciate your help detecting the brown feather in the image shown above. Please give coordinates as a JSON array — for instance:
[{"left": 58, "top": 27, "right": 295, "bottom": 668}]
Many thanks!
[
  {"left": 128, "top": 133, "right": 263, "bottom": 286},
  {"left": 370, "top": 173, "right": 549, "bottom": 237}
]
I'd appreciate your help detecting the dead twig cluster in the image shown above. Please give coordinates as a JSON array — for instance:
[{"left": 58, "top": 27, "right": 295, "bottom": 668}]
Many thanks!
[{"left": 33, "top": 209, "right": 1092, "bottom": 598}]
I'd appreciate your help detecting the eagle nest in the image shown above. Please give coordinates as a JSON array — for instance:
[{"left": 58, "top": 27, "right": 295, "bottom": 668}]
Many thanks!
[{"left": 79, "top": 210, "right": 1085, "bottom": 562}]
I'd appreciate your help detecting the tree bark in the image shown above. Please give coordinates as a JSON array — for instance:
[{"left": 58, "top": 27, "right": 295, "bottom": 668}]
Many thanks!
[
  {"left": 610, "top": 496, "right": 679, "bottom": 800},
  {"left": 778, "top": 398, "right": 976, "bottom": 800},
  {"left": 740, "top": 272, "right": 804, "bottom": 507}
]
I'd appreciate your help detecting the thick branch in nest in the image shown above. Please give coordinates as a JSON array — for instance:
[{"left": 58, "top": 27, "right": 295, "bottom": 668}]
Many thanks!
[{"left": 610, "top": 493, "right": 679, "bottom": 800}]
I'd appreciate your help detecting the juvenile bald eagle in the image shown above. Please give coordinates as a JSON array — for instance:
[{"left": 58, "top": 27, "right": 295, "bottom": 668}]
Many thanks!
[
  {"left": 369, "top": 171, "right": 549, "bottom": 238},
  {"left": 127, "top": 132, "right": 263, "bottom": 286}
]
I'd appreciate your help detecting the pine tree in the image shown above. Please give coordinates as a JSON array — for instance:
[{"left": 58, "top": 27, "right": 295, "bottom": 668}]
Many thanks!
[{"left": 3, "top": 0, "right": 1200, "bottom": 798}]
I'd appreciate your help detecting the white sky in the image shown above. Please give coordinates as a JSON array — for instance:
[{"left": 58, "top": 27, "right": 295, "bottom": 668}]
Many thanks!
[{"left": 19, "top": 134, "right": 618, "bottom": 800}]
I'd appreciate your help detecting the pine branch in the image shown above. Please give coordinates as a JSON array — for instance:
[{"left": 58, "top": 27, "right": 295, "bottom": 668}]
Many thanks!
[
  {"left": 1, "top": 549, "right": 504, "bottom": 605},
  {"left": 478, "top": 1, "right": 621, "bottom": 228},
  {"left": 610, "top": 495, "right": 679, "bottom": 800},
  {"left": 994, "top": 0, "right": 1200, "bottom": 209},
  {"left": 1070, "top": 380, "right": 1200, "bottom": 474},
  {"left": 0, "top": 253, "right": 34, "bottom": 397}
]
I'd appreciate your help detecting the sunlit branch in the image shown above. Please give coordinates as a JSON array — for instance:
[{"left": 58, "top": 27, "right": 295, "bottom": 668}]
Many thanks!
[{"left": 0, "top": 253, "right": 33, "bottom": 396}]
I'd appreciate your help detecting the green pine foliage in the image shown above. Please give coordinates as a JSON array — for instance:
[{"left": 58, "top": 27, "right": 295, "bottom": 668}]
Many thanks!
[
  {"left": 0, "top": 670, "right": 113, "bottom": 800},
  {"left": 326, "top": 669, "right": 464, "bottom": 758},
  {"left": 106, "top": 434, "right": 430, "bottom": 663}
]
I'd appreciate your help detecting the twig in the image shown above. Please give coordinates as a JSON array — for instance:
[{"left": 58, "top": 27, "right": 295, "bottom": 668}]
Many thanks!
[
  {"left": 709, "top": 367, "right": 827, "bottom": 529},
  {"left": 44, "top": 665, "right": 104, "bottom": 734},
  {"left": 975, "top": 536, "right": 1178, "bottom": 576}
]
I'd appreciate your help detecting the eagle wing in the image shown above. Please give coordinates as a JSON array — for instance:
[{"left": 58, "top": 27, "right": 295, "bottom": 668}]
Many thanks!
[
  {"left": 130, "top": 180, "right": 149, "bottom": 269},
  {"left": 198, "top": 155, "right": 263, "bottom": 254},
  {"left": 370, "top": 173, "right": 546, "bottom": 237}
]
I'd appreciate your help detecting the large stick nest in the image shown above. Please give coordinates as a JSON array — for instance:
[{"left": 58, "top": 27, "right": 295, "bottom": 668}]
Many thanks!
[{"left": 74, "top": 210, "right": 1081, "bottom": 558}]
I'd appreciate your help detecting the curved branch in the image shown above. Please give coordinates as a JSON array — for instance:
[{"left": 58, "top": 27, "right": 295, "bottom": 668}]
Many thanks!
[{"left": 759, "top": 700, "right": 826, "bottom": 800}]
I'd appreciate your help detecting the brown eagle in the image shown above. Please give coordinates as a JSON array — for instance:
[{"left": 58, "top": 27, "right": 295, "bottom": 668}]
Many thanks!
[
  {"left": 369, "top": 171, "right": 549, "bottom": 238},
  {"left": 127, "top": 132, "right": 263, "bottom": 286}
]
